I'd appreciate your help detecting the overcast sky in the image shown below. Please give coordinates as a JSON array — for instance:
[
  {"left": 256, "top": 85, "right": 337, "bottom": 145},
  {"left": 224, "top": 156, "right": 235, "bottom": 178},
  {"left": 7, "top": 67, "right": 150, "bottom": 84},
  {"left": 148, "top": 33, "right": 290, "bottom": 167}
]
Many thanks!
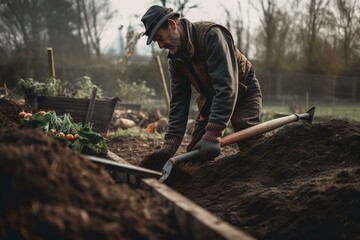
[{"left": 102, "top": 0, "right": 260, "bottom": 55}]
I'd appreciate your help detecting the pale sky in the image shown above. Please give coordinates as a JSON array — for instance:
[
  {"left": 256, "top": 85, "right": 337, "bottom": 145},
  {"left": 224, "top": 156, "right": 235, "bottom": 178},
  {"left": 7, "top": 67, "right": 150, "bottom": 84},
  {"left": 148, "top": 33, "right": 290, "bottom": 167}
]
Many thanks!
[{"left": 102, "top": 0, "right": 260, "bottom": 55}]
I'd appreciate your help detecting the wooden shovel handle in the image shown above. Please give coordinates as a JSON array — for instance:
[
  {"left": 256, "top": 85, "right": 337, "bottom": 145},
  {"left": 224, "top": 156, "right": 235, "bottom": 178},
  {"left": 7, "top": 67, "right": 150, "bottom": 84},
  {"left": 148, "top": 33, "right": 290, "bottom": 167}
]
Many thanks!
[{"left": 221, "top": 114, "right": 299, "bottom": 147}]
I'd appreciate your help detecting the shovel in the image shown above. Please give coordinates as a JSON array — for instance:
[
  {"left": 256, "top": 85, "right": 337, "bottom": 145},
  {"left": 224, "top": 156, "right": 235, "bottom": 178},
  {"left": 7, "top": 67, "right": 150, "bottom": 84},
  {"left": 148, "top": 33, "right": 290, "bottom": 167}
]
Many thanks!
[{"left": 159, "top": 107, "right": 316, "bottom": 183}]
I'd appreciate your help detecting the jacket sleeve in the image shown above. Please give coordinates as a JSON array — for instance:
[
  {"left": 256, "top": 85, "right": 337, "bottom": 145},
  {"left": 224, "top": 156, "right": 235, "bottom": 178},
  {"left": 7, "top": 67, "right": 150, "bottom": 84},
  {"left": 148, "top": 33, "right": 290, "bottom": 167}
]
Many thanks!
[
  {"left": 204, "top": 27, "right": 238, "bottom": 127},
  {"left": 165, "top": 60, "right": 192, "bottom": 140}
]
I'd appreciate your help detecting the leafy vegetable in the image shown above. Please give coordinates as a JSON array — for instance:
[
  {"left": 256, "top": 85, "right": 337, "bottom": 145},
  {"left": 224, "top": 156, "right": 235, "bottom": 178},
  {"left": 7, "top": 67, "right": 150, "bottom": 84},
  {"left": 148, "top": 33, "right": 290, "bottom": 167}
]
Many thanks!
[{"left": 20, "top": 110, "right": 107, "bottom": 156}]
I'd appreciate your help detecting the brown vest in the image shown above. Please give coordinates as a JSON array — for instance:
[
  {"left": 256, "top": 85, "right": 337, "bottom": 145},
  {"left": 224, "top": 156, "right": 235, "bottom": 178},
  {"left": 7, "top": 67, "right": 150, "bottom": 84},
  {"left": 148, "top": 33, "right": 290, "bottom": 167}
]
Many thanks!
[{"left": 169, "top": 19, "right": 252, "bottom": 98}]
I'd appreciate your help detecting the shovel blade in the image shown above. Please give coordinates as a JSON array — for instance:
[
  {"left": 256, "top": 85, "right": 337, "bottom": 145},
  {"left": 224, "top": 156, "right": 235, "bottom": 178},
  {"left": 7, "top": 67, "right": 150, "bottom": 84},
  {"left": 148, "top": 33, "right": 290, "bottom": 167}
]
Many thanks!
[{"left": 159, "top": 159, "right": 174, "bottom": 183}]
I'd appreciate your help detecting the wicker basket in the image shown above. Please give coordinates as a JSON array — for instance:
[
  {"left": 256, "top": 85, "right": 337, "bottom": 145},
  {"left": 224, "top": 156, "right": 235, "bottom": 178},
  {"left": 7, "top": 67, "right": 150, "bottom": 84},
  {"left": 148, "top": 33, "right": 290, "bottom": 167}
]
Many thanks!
[{"left": 36, "top": 95, "right": 120, "bottom": 134}]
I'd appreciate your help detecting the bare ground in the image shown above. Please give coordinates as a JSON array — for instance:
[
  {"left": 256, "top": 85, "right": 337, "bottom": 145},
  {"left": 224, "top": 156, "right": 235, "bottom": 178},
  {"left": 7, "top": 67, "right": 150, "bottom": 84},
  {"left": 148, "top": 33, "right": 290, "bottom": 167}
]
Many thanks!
[{"left": 1, "top": 97, "right": 360, "bottom": 239}]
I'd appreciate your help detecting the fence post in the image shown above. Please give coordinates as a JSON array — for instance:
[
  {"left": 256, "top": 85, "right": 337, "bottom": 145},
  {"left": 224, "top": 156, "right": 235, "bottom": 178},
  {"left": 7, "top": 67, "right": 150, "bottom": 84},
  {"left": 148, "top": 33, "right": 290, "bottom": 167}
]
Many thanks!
[
  {"left": 47, "top": 48, "right": 56, "bottom": 78},
  {"left": 155, "top": 56, "right": 170, "bottom": 115}
]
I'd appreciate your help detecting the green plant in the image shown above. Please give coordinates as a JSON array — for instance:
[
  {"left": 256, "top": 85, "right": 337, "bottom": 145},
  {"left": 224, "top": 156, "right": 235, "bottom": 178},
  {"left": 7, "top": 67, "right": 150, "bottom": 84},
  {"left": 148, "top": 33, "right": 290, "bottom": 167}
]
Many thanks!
[
  {"left": 72, "top": 76, "right": 103, "bottom": 98},
  {"left": 117, "top": 80, "right": 155, "bottom": 104},
  {"left": 13, "top": 78, "right": 47, "bottom": 105},
  {"left": 20, "top": 110, "right": 107, "bottom": 156},
  {"left": 13, "top": 76, "right": 103, "bottom": 103}
]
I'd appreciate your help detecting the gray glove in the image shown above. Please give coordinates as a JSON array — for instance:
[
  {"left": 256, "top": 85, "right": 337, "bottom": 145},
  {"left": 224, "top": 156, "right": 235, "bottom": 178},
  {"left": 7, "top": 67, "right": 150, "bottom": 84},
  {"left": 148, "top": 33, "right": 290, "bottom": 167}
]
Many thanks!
[
  {"left": 193, "top": 122, "right": 225, "bottom": 162},
  {"left": 193, "top": 139, "right": 221, "bottom": 162}
]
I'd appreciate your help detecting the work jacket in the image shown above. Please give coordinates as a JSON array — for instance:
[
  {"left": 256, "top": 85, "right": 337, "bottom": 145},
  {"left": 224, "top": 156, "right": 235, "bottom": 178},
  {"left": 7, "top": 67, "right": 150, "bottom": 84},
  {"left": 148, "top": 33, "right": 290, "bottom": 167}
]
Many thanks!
[{"left": 165, "top": 18, "right": 253, "bottom": 139}]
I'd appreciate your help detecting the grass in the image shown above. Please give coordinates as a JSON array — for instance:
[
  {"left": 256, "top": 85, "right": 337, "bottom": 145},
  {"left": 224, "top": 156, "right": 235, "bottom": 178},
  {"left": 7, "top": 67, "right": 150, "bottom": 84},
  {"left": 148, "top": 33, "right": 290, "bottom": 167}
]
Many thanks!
[
  {"left": 263, "top": 100, "right": 360, "bottom": 122},
  {"left": 107, "top": 127, "right": 164, "bottom": 139}
]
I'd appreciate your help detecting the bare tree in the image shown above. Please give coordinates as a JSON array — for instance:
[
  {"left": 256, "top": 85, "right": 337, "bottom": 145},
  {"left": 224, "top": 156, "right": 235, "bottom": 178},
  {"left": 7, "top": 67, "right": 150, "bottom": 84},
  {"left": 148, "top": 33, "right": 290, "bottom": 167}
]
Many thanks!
[
  {"left": 333, "top": 0, "right": 360, "bottom": 66},
  {"left": 298, "top": 0, "right": 331, "bottom": 71},
  {"left": 0, "top": 0, "right": 48, "bottom": 77},
  {"left": 74, "top": 0, "right": 116, "bottom": 58},
  {"left": 155, "top": 0, "right": 197, "bottom": 17},
  {"left": 251, "top": 0, "right": 293, "bottom": 72},
  {"left": 222, "top": 1, "right": 250, "bottom": 55}
]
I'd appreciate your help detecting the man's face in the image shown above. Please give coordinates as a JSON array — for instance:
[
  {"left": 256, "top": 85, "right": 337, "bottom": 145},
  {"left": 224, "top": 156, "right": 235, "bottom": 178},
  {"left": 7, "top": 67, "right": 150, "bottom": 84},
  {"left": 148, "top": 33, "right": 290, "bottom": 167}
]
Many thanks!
[{"left": 153, "top": 23, "right": 182, "bottom": 54}]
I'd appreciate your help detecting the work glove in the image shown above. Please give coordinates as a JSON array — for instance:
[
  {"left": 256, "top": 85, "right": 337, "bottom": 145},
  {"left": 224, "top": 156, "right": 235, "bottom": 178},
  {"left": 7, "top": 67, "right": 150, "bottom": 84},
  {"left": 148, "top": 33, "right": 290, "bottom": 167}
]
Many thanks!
[
  {"left": 139, "top": 135, "right": 182, "bottom": 171},
  {"left": 193, "top": 122, "right": 224, "bottom": 162}
]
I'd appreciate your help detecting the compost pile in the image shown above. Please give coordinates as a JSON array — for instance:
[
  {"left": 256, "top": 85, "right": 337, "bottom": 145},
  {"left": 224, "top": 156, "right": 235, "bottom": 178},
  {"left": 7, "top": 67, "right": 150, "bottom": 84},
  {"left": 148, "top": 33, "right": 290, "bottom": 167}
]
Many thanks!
[{"left": 0, "top": 98, "right": 181, "bottom": 240}]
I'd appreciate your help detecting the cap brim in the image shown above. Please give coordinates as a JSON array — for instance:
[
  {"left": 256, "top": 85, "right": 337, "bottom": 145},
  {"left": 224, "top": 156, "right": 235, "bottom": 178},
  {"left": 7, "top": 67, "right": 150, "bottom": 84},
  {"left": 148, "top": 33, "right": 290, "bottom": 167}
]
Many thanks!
[{"left": 146, "top": 12, "right": 180, "bottom": 45}]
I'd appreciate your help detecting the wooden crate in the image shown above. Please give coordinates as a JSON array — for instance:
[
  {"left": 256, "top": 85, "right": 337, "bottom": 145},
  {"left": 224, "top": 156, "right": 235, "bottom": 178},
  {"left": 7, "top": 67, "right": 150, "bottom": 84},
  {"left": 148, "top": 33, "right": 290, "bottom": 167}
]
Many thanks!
[{"left": 37, "top": 95, "right": 120, "bottom": 134}]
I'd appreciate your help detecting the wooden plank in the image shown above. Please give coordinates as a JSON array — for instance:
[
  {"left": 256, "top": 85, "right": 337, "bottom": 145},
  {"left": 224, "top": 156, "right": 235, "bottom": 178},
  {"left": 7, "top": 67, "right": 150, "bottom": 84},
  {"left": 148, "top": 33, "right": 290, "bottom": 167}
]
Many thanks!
[
  {"left": 105, "top": 151, "right": 254, "bottom": 240},
  {"left": 107, "top": 151, "right": 128, "bottom": 164},
  {"left": 141, "top": 178, "right": 254, "bottom": 240}
]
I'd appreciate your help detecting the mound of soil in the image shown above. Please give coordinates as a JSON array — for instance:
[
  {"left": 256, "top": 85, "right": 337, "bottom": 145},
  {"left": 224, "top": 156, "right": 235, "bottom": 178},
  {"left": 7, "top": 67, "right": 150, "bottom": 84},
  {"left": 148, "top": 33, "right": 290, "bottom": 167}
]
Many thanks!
[
  {"left": 0, "top": 98, "right": 30, "bottom": 128},
  {"left": 0, "top": 99, "right": 182, "bottom": 239},
  {"left": 108, "top": 117, "right": 360, "bottom": 239},
  {"left": 171, "top": 120, "right": 360, "bottom": 239}
]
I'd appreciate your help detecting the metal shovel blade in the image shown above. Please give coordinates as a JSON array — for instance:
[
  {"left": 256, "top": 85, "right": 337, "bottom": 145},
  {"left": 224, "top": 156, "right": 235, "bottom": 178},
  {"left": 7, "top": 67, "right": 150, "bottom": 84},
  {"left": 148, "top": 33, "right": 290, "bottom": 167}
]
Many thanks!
[
  {"left": 159, "top": 159, "right": 174, "bottom": 183},
  {"left": 158, "top": 150, "right": 200, "bottom": 183}
]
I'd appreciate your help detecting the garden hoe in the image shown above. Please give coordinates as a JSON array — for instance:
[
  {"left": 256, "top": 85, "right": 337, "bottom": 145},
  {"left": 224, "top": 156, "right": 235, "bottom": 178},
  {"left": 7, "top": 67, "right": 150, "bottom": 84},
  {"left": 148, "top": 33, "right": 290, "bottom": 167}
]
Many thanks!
[{"left": 159, "top": 107, "right": 316, "bottom": 183}]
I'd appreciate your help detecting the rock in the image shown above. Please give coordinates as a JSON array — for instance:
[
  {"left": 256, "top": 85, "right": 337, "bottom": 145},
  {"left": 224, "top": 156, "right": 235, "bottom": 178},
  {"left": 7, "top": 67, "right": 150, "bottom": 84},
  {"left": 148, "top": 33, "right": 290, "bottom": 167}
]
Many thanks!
[
  {"left": 156, "top": 118, "right": 168, "bottom": 133},
  {"left": 116, "top": 118, "right": 136, "bottom": 129}
]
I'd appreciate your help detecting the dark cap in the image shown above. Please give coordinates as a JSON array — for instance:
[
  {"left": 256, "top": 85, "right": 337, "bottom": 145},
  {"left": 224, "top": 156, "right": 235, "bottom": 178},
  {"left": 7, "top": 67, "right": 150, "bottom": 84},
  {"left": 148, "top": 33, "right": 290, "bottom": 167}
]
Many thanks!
[{"left": 141, "top": 5, "right": 180, "bottom": 45}]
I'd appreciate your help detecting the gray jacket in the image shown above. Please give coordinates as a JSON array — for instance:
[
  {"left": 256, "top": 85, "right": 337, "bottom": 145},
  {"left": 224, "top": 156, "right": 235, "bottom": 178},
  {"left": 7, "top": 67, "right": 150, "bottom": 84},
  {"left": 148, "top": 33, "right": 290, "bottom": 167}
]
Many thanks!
[{"left": 165, "top": 19, "right": 253, "bottom": 139}]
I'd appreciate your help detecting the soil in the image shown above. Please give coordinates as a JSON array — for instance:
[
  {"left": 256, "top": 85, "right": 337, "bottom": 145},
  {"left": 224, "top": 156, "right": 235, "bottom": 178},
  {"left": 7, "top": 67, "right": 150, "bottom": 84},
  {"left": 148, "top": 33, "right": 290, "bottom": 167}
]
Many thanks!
[
  {"left": 1, "top": 97, "right": 360, "bottom": 239},
  {"left": 0, "top": 98, "right": 182, "bottom": 239},
  {"left": 107, "top": 113, "right": 360, "bottom": 239}
]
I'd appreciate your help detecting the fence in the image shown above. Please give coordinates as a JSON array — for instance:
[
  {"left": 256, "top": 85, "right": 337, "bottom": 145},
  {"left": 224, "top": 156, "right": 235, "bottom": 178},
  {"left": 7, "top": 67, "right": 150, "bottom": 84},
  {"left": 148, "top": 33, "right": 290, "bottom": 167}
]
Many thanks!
[{"left": 125, "top": 73, "right": 360, "bottom": 121}]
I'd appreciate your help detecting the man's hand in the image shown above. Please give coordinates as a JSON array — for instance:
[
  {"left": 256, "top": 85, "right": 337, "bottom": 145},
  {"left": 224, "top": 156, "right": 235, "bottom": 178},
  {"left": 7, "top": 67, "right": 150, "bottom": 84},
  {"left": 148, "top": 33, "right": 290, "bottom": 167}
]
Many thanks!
[
  {"left": 192, "top": 122, "right": 225, "bottom": 162},
  {"left": 193, "top": 139, "right": 221, "bottom": 162},
  {"left": 140, "top": 135, "right": 183, "bottom": 171},
  {"left": 139, "top": 150, "right": 173, "bottom": 171}
]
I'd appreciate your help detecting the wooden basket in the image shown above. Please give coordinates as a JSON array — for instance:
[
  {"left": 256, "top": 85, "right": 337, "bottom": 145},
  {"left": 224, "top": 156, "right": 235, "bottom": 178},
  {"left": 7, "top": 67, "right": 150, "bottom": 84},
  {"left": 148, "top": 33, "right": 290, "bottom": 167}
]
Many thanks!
[{"left": 37, "top": 95, "right": 120, "bottom": 134}]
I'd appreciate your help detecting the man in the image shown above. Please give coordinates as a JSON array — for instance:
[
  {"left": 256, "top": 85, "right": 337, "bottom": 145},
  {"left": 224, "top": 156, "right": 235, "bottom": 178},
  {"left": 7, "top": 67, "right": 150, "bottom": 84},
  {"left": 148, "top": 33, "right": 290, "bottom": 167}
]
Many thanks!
[{"left": 140, "top": 5, "right": 262, "bottom": 170}]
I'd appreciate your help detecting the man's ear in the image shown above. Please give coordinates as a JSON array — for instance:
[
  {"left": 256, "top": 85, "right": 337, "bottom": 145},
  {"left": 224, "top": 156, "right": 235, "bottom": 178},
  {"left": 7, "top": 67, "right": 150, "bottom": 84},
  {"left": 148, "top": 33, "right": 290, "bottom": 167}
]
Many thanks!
[{"left": 168, "top": 19, "right": 177, "bottom": 31}]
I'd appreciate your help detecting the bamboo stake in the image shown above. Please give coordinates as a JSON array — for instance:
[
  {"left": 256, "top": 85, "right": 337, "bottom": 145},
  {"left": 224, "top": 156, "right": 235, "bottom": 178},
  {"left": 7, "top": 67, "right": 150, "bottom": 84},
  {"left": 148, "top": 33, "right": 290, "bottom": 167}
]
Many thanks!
[
  {"left": 47, "top": 48, "right": 56, "bottom": 78},
  {"left": 155, "top": 56, "right": 170, "bottom": 115}
]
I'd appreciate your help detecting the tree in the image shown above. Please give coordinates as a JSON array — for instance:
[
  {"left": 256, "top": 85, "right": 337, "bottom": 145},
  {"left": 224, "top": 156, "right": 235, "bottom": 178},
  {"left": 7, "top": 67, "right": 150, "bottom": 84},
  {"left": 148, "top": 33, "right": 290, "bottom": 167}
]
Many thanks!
[
  {"left": 44, "top": 0, "right": 86, "bottom": 76},
  {"left": 298, "top": 0, "right": 331, "bottom": 72},
  {"left": 223, "top": 1, "right": 250, "bottom": 55},
  {"left": 333, "top": 0, "right": 360, "bottom": 67},
  {"left": 156, "top": 0, "right": 198, "bottom": 17},
  {"left": 0, "top": 0, "right": 48, "bottom": 77},
  {"left": 74, "top": 0, "right": 116, "bottom": 58},
  {"left": 251, "top": 0, "right": 293, "bottom": 72}
]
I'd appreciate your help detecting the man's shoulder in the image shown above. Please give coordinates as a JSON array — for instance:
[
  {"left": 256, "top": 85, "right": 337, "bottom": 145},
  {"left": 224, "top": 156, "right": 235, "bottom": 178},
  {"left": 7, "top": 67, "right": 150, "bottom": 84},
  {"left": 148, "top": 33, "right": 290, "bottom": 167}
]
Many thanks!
[{"left": 193, "top": 21, "right": 218, "bottom": 28}]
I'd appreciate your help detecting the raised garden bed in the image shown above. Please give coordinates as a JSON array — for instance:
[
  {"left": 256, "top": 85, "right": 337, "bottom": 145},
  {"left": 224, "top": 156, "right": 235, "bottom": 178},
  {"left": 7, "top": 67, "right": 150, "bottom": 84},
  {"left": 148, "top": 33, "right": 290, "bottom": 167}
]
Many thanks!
[{"left": 36, "top": 95, "right": 119, "bottom": 134}]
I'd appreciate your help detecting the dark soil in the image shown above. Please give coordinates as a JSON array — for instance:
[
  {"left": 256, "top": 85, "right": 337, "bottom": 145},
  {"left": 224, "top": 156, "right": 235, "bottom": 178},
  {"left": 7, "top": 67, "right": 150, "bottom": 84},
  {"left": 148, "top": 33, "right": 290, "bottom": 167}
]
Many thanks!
[
  {"left": 108, "top": 113, "right": 360, "bottom": 239},
  {"left": 2, "top": 97, "right": 360, "bottom": 240},
  {"left": 0, "top": 98, "right": 182, "bottom": 240},
  {"left": 171, "top": 120, "right": 360, "bottom": 239}
]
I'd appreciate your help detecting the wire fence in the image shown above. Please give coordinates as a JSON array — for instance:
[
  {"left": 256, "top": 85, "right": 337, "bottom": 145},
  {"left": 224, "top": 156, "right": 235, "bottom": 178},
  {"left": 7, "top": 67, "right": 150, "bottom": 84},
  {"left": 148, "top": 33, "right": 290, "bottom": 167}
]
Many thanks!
[{"left": 126, "top": 73, "right": 360, "bottom": 122}]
